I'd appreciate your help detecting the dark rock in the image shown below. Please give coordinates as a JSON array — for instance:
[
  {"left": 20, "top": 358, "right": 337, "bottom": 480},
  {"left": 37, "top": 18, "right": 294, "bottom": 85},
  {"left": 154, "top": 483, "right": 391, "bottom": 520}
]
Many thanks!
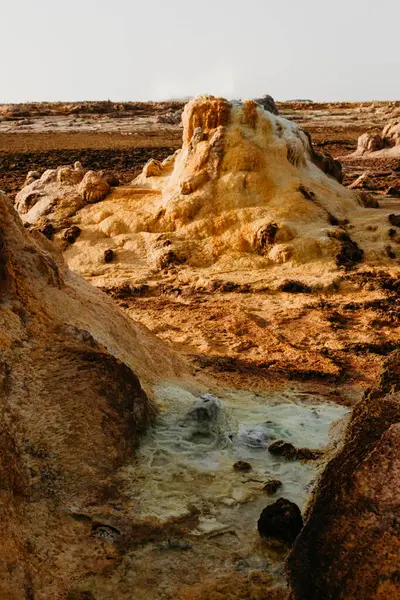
[
  {"left": 357, "top": 191, "right": 380, "bottom": 208},
  {"left": 253, "top": 95, "right": 279, "bottom": 115},
  {"left": 233, "top": 460, "right": 252, "bottom": 472},
  {"left": 63, "top": 225, "right": 81, "bottom": 244},
  {"left": 268, "top": 440, "right": 298, "bottom": 459},
  {"left": 386, "top": 186, "right": 400, "bottom": 197},
  {"left": 156, "top": 249, "right": 183, "bottom": 270},
  {"left": 279, "top": 280, "right": 312, "bottom": 294},
  {"left": 263, "top": 479, "right": 283, "bottom": 494},
  {"left": 288, "top": 352, "right": 400, "bottom": 599},
  {"left": 104, "top": 175, "right": 120, "bottom": 187},
  {"left": 254, "top": 222, "right": 278, "bottom": 255},
  {"left": 385, "top": 245, "right": 396, "bottom": 259},
  {"left": 389, "top": 213, "right": 400, "bottom": 228},
  {"left": 104, "top": 249, "right": 114, "bottom": 263},
  {"left": 268, "top": 440, "right": 322, "bottom": 461},
  {"left": 40, "top": 222, "right": 55, "bottom": 240},
  {"left": 329, "top": 230, "right": 364, "bottom": 269},
  {"left": 302, "top": 129, "right": 343, "bottom": 183},
  {"left": 257, "top": 497, "right": 303, "bottom": 544}
]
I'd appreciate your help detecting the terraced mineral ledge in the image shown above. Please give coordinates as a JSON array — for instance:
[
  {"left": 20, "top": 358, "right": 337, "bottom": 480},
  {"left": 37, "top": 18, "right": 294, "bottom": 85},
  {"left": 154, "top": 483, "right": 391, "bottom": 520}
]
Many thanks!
[{"left": 1, "top": 96, "right": 400, "bottom": 599}]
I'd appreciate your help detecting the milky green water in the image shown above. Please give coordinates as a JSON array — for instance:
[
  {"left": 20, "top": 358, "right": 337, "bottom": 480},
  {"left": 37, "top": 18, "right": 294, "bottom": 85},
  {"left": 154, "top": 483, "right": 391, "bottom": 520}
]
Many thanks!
[{"left": 130, "top": 384, "right": 349, "bottom": 531}]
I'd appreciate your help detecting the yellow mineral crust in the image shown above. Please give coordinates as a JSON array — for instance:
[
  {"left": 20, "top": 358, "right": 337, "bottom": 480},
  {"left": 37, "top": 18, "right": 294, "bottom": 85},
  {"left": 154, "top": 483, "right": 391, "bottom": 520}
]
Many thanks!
[{"left": 15, "top": 96, "right": 397, "bottom": 287}]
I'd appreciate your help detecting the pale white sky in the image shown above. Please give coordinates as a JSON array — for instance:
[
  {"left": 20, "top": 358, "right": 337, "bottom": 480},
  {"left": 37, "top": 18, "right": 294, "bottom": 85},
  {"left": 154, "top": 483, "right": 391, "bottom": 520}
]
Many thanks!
[{"left": 1, "top": 0, "right": 399, "bottom": 103}]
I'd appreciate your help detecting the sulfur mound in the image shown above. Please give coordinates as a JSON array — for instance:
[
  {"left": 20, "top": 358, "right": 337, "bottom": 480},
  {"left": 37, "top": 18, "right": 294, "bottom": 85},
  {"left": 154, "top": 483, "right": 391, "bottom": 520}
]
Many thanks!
[
  {"left": 15, "top": 96, "right": 396, "bottom": 288},
  {"left": 0, "top": 191, "right": 179, "bottom": 598}
]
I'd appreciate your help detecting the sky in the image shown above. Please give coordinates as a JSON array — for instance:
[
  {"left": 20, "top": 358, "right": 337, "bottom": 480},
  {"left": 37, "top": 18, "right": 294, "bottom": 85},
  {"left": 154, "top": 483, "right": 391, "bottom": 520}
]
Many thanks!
[{"left": 1, "top": 0, "right": 399, "bottom": 103}]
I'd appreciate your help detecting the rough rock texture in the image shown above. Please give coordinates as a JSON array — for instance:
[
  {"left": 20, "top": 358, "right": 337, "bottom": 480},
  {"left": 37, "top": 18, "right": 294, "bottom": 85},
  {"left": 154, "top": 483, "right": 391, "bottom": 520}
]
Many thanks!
[
  {"left": 253, "top": 94, "right": 279, "bottom": 115},
  {"left": 0, "top": 191, "right": 180, "bottom": 599},
  {"left": 258, "top": 498, "right": 303, "bottom": 544},
  {"left": 354, "top": 119, "right": 400, "bottom": 157},
  {"left": 288, "top": 350, "right": 400, "bottom": 599}
]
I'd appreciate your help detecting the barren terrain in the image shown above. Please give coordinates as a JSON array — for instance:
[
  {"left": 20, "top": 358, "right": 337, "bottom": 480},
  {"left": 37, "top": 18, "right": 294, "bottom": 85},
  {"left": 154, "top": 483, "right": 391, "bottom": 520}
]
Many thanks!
[{"left": 1, "top": 97, "right": 400, "bottom": 599}]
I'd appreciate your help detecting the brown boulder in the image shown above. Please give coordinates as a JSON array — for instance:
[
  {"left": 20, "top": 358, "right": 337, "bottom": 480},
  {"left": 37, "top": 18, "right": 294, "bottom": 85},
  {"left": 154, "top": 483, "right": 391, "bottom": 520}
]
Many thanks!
[
  {"left": 0, "top": 191, "right": 180, "bottom": 598},
  {"left": 287, "top": 350, "right": 400, "bottom": 599}
]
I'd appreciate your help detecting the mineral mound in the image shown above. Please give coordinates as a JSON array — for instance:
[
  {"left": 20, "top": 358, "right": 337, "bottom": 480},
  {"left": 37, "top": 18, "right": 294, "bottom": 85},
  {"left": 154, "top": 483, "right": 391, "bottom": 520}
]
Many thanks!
[
  {"left": 355, "top": 119, "right": 400, "bottom": 157},
  {"left": 15, "top": 96, "right": 395, "bottom": 289}
]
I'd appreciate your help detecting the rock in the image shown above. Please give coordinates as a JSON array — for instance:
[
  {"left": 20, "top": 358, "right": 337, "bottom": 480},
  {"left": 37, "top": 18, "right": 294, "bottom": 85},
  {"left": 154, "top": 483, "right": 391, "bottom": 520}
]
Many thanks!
[
  {"left": 288, "top": 351, "right": 400, "bottom": 599},
  {"left": 253, "top": 94, "right": 279, "bottom": 115},
  {"left": 40, "top": 222, "right": 55, "bottom": 240},
  {"left": 57, "top": 165, "right": 85, "bottom": 185},
  {"left": 104, "top": 249, "right": 115, "bottom": 263},
  {"left": 278, "top": 280, "right": 312, "bottom": 294},
  {"left": 104, "top": 174, "right": 120, "bottom": 187},
  {"left": 386, "top": 186, "right": 400, "bottom": 197},
  {"left": 156, "top": 111, "right": 182, "bottom": 125},
  {"left": 17, "top": 95, "right": 389, "bottom": 282},
  {"left": 302, "top": 129, "right": 343, "bottom": 183},
  {"left": 63, "top": 225, "right": 81, "bottom": 244},
  {"left": 180, "top": 170, "right": 210, "bottom": 195},
  {"left": 78, "top": 170, "right": 110, "bottom": 202},
  {"left": 388, "top": 213, "right": 400, "bottom": 227},
  {"left": 184, "top": 394, "right": 224, "bottom": 431},
  {"left": 263, "top": 479, "right": 283, "bottom": 494},
  {"left": 0, "top": 191, "right": 181, "bottom": 599},
  {"left": 385, "top": 245, "right": 396, "bottom": 259},
  {"left": 268, "top": 440, "right": 322, "bottom": 460},
  {"left": 254, "top": 222, "right": 278, "bottom": 255},
  {"left": 357, "top": 191, "right": 380, "bottom": 208},
  {"left": 352, "top": 120, "right": 400, "bottom": 157},
  {"left": 143, "top": 159, "right": 164, "bottom": 177},
  {"left": 257, "top": 498, "right": 303, "bottom": 544},
  {"left": 329, "top": 230, "right": 364, "bottom": 269},
  {"left": 233, "top": 460, "right": 252, "bottom": 472},
  {"left": 268, "top": 440, "right": 298, "bottom": 459},
  {"left": 356, "top": 132, "right": 384, "bottom": 154},
  {"left": 25, "top": 170, "right": 41, "bottom": 186}
]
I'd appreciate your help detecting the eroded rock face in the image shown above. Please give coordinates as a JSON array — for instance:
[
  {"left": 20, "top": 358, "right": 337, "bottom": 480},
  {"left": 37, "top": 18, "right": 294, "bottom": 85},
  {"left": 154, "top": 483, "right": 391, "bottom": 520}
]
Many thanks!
[
  {"left": 15, "top": 163, "right": 110, "bottom": 227},
  {"left": 258, "top": 498, "right": 303, "bottom": 544},
  {"left": 78, "top": 170, "right": 110, "bottom": 202},
  {"left": 354, "top": 119, "right": 400, "bottom": 156},
  {"left": 253, "top": 94, "right": 279, "bottom": 115},
  {"left": 288, "top": 350, "right": 400, "bottom": 599},
  {"left": 0, "top": 191, "right": 180, "bottom": 599}
]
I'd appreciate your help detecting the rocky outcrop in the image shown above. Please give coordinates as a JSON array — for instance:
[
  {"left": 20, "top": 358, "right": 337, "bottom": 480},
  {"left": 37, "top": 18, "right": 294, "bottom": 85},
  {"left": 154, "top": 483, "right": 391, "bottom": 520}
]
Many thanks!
[
  {"left": 0, "top": 191, "right": 180, "bottom": 598},
  {"left": 253, "top": 94, "right": 279, "bottom": 115},
  {"left": 354, "top": 119, "right": 400, "bottom": 156},
  {"left": 15, "top": 162, "right": 110, "bottom": 228},
  {"left": 287, "top": 350, "right": 400, "bottom": 599}
]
